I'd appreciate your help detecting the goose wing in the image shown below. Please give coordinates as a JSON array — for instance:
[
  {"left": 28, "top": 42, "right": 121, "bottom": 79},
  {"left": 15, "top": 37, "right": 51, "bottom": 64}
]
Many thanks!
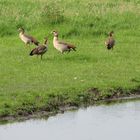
[
  {"left": 37, "top": 45, "right": 48, "bottom": 54},
  {"left": 38, "top": 45, "right": 46, "bottom": 52},
  {"left": 59, "top": 41, "right": 76, "bottom": 49},
  {"left": 105, "top": 37, "right": 115, "bottom": 47},
  {"left": 30, "top": 48, "right": 38, "bottom": 55},
  {"left": 24, "top": 34, "right": 39, "bottom": 45}
]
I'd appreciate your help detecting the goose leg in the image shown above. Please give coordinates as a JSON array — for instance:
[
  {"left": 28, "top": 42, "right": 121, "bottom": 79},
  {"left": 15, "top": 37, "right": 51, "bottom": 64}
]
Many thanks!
[{"left": 67, "top": 49, "right": 70, "bottom": 54}]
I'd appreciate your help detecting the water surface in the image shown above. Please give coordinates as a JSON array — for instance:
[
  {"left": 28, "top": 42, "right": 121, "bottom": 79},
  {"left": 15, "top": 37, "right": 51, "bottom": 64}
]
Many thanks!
[{"left": 0, "top": 100, "right": 140, "bottom": 140}]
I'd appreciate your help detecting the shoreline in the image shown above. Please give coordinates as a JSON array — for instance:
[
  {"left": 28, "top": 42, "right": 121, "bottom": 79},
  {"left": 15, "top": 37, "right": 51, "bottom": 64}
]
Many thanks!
[{"left": 0, "top": 88, "right": 140, "bottom": 124}]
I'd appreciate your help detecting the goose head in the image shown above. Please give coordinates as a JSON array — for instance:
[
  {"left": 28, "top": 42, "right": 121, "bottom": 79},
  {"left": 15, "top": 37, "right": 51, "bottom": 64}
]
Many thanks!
[
  {"left": 18, "top": 27, "right": 24, "bottom": 34},
  {"left": 52, "top": 31, "right": 58, "bottom": 37},
  {"left": 109, "top": 31, "right": 114, "bottom": 37}
]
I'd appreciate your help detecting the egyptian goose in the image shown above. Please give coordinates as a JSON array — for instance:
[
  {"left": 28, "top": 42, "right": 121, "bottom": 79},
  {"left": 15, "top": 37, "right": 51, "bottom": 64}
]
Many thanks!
[
  {"left": 18, "top": 27, "right": 39, "bottom": 47},
  {"left": 30, "top": 37, "right": 48, "bottom": 59},
  {"left": 52, "top": 31, "right": 76, "bottom": 53},
  {"left": 105, "top": 31, "right": 115, "bottom": 50}
]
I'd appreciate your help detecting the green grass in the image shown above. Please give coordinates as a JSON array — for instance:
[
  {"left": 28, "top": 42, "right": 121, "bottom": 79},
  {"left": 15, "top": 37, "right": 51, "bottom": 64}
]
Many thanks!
[{"left": 0, "top": 0, "right": 140, "bottom": 118}]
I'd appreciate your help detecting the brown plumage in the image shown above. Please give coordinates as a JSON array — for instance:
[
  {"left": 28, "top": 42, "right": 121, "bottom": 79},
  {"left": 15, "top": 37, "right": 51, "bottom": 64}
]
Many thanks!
[
  {"left": 105, "top": 31, "right": 115, "bottom": 50},
  {"left": 30, "top": 37, "right": 48, "bottom": 59},
  {"left": 18, "top": 28, "right": 39, "bottom": 46},
  {"left": 52, "top": 31, "right": 76, "bottom": 53}
]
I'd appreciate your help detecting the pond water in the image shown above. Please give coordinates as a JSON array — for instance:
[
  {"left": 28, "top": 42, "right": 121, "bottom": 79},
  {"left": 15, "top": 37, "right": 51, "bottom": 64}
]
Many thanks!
[{"left": 0, "top": 100, "right": 140, "bottom": 140}]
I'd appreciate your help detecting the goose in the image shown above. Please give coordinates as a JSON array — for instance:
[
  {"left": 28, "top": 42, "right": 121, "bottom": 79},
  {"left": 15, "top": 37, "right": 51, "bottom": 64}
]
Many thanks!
[
  {"left": 29, "top": 37, "right": 48, "bottom": 59},
  {"left": 105, "top": 31, "right": 115, "bottom": 50},
  {"left": 18, "top": 27, "right": 39, "bottom": 47},
  {"left": 52, "top": 31, "right": 76, "bottom": 53}
]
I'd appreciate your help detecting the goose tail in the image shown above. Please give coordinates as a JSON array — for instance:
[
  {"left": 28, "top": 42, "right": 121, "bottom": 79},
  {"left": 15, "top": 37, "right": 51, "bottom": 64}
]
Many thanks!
[
  {"left": 33, "top": 41, "right": 39, "bottom": 46},
  {"left": 72, "top": 47, "right": 76, "bottom": 51},
  {"left": 30, "top": 50, "right": 34, "bottom": 56},
  {"left": 68, "top": 45, "right": 76, "bottom": 52}
]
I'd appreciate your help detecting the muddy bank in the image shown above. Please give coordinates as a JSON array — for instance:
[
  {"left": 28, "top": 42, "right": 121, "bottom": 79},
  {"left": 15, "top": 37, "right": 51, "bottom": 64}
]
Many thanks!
[{"left": 0, "top": 87, "right": 140, "bottom": 123}]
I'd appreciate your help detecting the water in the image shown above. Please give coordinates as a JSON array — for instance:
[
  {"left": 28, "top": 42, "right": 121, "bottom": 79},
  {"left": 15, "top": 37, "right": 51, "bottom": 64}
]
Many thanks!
[{"left": 0, "top": 100, "right": 140, "bottom": 140}]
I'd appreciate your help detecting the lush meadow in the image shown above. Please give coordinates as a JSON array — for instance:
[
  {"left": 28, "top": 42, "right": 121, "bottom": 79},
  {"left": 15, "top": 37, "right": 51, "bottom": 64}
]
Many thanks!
[{"left": 0, "top": 0, "right": 140, "bottom": 118}]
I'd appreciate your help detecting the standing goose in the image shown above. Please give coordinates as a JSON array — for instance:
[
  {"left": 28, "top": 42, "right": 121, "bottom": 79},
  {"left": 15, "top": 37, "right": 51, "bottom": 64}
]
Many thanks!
[
  {"left": 30, "top": 37, "right": 48, "bottom": 60},
  {"left": 52, "top": 31, "right": 76, "bottom": 53},
  {"left": 105, "top": 31, "right": 115, "bottom": 50},
  {"left": 18, "top": 27, "right": 39, "bottom": 47}
]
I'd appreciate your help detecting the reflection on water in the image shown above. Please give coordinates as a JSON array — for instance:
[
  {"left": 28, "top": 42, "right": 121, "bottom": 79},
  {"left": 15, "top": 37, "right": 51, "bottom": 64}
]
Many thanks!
[{"left": 0, "top": 100, "right": 140, "bottom": 140}]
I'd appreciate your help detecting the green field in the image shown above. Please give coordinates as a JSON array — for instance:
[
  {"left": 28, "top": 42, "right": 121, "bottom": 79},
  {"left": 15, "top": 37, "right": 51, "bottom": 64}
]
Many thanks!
[{"left": 0, "top": 0, "right": 140, "bottom": 118}]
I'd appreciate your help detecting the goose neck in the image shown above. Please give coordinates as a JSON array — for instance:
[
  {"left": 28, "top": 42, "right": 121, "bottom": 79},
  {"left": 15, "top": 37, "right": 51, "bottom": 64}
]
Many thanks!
[
  {"left": 19, "top": 32, "right": 24, "bottom": 36},
  {"left": 53, "top": 36, "right": 58, "bottom": 41}
]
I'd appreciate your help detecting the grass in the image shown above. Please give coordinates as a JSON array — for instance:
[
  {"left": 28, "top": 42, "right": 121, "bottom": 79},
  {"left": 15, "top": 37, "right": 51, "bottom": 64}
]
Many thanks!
[{"left": 0, "top": 0, "right": 140, "bottom": 118}]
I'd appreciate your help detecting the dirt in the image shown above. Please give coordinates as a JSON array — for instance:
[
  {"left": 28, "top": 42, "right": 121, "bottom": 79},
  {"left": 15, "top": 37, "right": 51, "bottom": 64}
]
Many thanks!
[{"left": 0, "top": 87, "right": 140, "bottom": 124}]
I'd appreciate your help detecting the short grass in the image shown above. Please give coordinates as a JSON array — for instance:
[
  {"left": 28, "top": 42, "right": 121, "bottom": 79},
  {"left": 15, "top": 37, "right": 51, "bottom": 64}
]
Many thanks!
[{"left": 0, "top": 0, "right": 140, "bottom": 117}]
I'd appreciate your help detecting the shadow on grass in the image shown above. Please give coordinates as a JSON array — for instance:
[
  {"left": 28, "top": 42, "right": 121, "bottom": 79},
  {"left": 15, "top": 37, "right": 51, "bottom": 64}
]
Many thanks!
[
  {"left": 58, "top": 54, "right": 97, "bottom": 63},
  {"left": 29, "top": 54, "right": 97, "bottom": 64}
]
